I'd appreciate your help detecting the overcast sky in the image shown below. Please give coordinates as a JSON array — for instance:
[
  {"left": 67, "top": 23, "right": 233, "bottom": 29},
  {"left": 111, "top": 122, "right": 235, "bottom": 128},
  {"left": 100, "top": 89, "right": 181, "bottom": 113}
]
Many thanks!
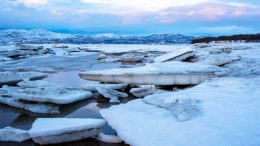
[{"left": 0, "top": 0, "right": 259, "bottom": 36}]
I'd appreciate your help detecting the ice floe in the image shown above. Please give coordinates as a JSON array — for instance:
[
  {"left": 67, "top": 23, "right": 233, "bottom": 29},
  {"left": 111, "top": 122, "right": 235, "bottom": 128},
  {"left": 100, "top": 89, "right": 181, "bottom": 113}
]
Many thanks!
[
  {"left": 0, "top": 72, "right": 48, "bottom": 86},
  {"left": 0, "top": 90, "right": 60, "bottom": 114},
  {"left": 96, "top": 87, "right": 128, "bottom": 103},
  {"left": 2, "top": 80, "right": 92, "bottom": 104},
  {"left": 198, "top": 54, "right": 241, "bottom": 66},
  {"left": 29, "top": 118, "right": 105, "bottom": 145},
  {"left": 80, "top": 61, "right": 227, "bottom": 85},
  {"left": 153, "top": 47, "right": 195, "bottom": 63},
  {"left": 0, "top": 127, "right": 30, "bottom": 142},
  {"left": 101, "top": 77, "right": 260, "bottom": 146}
]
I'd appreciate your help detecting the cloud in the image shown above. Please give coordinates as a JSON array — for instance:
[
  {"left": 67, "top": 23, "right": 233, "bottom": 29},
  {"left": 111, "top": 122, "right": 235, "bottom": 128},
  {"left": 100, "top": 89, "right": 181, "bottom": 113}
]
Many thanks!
[
  {"left": 81, "top": 0, "right": 209, "bottom": 11},
  {"left": 0, "top": 0, "right": 259, "bottom": 35},
  {"left": 198, "top": 26, "right": 254, "bottom": 34},
  {"left": 16, "top": 0, "right": 48, "bottom": 6}
]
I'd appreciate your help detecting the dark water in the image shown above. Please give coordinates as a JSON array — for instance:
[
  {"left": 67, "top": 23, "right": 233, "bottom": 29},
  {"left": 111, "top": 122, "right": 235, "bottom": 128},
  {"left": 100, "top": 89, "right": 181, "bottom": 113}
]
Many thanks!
[{"left": 0, "top": 53, "right": 140, "bottom": 146}]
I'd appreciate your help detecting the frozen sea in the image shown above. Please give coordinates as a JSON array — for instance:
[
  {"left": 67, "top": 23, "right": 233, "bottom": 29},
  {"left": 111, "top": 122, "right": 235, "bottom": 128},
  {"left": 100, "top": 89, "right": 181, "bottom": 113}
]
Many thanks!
[
  {"left": 0, "top": 48, "right": 139, "bottom": 146},
  {"left": 1, "top": 43, "right": 259, "bottom": 146}
]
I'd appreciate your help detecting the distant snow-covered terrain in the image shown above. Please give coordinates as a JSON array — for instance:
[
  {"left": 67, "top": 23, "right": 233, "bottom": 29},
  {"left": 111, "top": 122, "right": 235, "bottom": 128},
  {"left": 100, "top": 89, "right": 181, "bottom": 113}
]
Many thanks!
[{"left": 0, "top": 29, "right": 195, "bottom": 45}]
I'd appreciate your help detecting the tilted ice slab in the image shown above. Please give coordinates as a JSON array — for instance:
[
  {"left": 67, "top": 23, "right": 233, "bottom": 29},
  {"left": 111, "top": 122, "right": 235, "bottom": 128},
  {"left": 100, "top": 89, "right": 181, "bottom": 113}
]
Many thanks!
[
  {"left": 29, "top": 118, "right": 105, "bottom": 145},
  {"left": 0, "top": 90, "right": 60, "bottom": 114},
  {"left": 153, "top": 47, "right": 195, "bottom": 63},
  {"left": 0, "top": 127, "right": 30, "bottom": 142},
  {"left": 130, "top": 87, "right": 168, "bottom": 97},
  {"left": 0, "top": 56, "right": 12, "bottom": 62},
  {"left": 120, "top": 55, "right": 144, "bottom": 62},
  {"left": 81, "top": 80, "right": 127, "bottom": 91},
  {"left": 2, "top": 80, "right": 93, "bottom": 104},
  {"left": 100, "top": 77, "right": 260, "bottom": 146},
  {"left": 80, "top": 61, "right": 227, "bottom": 85},
  {"left": 0, "top": 71, "right": 48, "bottom": 86},
  {"left": 96, "top": 87, "right": 128, "bottom": 103},
  {"left": 95, "top": 133, "right": 122, "bottom": 143}
]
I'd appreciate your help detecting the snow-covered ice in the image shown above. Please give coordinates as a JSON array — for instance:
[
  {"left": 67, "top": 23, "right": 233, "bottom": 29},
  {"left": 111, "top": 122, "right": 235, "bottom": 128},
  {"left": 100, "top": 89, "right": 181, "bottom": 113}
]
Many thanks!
[
  {"left": 0, "top": 127, "right": 30, "bottom": 142},
  {"left": 0, "top": 72, "right": 48, "bottom": 85},
  {"left": 153, "top": 47, "right": 194, "bottom": 63},
  {"left": 80, "top": 61, "right": 227, "bottom": 85},
  {"left": 96, "top": 87, "right": 128, "bottom": 103},
  {"left": 29, "top": 118, "right": 105, "bottom": 144},
  {"left": 101, "top": 77, "right": 260, "bottom": 146},
  {"left": 2, "top": 80, "right": 93, "bottom": 104},
  {"left": 198, "top": 54, "right": 241, "bottom": 66},
  {"left": 0, "top": 90, "right": 60, "bottom": 114}
]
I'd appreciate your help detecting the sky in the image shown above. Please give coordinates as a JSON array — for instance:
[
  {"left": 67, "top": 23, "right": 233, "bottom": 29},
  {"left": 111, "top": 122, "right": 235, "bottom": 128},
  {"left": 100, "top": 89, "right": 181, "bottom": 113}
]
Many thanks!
[{"left": 0, "top": 0, "right": 259, "bottom": 36}]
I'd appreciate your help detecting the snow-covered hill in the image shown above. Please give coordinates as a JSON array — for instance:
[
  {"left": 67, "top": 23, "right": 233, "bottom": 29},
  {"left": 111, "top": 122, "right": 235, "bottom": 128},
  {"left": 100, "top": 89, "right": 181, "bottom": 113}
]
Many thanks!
[{"left": 0, "top": 29, "right": 195, "bottom": 45}]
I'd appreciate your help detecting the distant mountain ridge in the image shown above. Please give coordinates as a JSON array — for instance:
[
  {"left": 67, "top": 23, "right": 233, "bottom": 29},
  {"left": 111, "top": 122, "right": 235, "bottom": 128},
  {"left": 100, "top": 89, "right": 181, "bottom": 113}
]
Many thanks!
[{"left": 0, "top": 29, "right": 195, "bottom": 45}]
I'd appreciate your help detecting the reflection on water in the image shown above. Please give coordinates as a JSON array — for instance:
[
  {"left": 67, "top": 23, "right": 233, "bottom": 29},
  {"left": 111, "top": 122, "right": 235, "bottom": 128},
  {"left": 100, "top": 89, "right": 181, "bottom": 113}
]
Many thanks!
[{"left": 0, "top": 59, "right": 133, "bottom": 145}]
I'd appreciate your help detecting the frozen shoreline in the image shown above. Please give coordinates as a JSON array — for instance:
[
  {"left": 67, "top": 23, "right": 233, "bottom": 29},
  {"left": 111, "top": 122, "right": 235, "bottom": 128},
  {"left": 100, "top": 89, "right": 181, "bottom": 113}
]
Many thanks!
[{"left": 0, "top": 42, "right": 260, "bottom": 145}]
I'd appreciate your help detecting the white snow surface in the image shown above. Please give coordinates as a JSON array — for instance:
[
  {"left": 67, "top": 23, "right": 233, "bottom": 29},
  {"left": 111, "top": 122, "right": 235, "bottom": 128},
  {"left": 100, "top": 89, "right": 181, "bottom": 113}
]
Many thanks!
[
  {"left": 29, "top": 118, "right": 105, "bottom": 137},
  {"left": 0, "top": 127, "right": 30, "bottom": 142},
  {"left": 101, "top": 77, "right": 260, "bottom": 146},
  {"left": 153, "top": 47, "right": 194, "bottom": 63}
]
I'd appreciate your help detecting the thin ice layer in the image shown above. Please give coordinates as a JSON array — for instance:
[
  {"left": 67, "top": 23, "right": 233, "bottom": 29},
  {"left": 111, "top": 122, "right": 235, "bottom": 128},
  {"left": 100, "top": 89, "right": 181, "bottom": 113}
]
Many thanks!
[{"left": 29, "top": 118, "right": 105, "bottom": 137}]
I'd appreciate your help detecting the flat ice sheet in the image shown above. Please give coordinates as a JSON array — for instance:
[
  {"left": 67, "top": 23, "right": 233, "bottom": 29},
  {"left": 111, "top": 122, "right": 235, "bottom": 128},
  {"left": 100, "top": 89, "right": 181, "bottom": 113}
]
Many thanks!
[
  {"left": 81, "top": 61, "right": 226, "bottom": 76},
  {"left": 80, "top": 61, "right": 227, "bottom": 85},
  {"left": 101, "top": 77, "right": 260, "bottom": 146}
]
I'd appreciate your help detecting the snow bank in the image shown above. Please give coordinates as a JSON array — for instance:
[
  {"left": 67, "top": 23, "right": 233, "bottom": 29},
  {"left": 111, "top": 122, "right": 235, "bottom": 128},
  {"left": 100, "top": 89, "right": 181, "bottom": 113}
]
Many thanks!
[
  {"left": 80, "top": 61, "right": 227, "bottom": 85},
  {"left": 0, "top": 127, "right": 30, "bottom": 142},
  {"left": 101, "top": 77, "right": 260, "bottom": 146}
]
